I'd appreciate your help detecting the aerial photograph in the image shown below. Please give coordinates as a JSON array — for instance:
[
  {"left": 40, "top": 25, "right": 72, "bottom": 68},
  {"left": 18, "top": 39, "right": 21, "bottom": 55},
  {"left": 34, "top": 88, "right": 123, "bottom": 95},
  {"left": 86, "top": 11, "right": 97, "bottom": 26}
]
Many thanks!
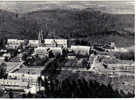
[{"left": 0, "top": 0, "right": 135, "bottom": 98}]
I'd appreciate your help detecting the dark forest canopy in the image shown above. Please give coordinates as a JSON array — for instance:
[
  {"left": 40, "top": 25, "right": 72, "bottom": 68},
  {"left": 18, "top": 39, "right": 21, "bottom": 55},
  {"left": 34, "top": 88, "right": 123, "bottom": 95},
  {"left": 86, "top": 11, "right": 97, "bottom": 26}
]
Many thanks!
[
  {"left": 0, "top": 9, "right": 134, "bottom": 47},
  {"left": 23, "top": 78, "right": 134, "bottom": 98}
]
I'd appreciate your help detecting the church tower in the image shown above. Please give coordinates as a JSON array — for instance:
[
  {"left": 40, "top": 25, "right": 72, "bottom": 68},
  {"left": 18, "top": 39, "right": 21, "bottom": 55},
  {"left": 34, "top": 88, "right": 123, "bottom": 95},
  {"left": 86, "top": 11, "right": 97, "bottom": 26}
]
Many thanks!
[{"left": 38, "top": 29, "right": 44, "bottom": 47}]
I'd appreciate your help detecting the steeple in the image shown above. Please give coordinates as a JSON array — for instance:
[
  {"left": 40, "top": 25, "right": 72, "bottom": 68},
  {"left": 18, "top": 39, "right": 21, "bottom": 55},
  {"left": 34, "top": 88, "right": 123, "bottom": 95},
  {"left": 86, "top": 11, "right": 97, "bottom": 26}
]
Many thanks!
[{"left": 38, "top": 29, "right": 44, "bottom": 47}]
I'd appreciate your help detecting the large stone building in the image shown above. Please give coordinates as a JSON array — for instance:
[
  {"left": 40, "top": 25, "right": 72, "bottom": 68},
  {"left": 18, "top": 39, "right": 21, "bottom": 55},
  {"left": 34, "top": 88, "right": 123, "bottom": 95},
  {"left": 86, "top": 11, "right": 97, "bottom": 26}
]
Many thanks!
[
  {"left": 0, "top": 79, "right": 28, "bottom": 90},
  {"left": 4, "top": 66, "right": 45, "bottom": 94},
  {"left": 34, "top": 47, "right": 63, "bottom": 56},
  {"left": 44, "top": 39, "right": 67, "bottom": 48},
  {"left": 29, "top": 40, "right": 39, "bottom": 47},
  {"left": 34, "top": 47, "right": 49, "bottom": 56},
  {"left": 6, "top": 39, "right": 24, "bottom": 49},
  {"left": 71, "top": 45, "right": 91, "bottom": 56}
]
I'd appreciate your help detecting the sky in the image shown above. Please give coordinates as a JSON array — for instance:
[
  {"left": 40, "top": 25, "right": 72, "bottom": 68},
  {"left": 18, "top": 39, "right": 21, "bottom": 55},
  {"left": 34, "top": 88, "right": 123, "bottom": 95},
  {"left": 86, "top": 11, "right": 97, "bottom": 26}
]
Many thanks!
[{"left": 0, "top": 0, "right": 134, "bottom": 14}]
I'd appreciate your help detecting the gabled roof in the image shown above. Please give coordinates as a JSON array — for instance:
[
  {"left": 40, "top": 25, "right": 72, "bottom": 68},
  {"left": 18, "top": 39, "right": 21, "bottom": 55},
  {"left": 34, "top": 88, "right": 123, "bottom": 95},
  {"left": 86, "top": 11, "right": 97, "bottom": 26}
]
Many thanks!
[{"left": 15, "top": 67, "right": 44, "bottom": 75}]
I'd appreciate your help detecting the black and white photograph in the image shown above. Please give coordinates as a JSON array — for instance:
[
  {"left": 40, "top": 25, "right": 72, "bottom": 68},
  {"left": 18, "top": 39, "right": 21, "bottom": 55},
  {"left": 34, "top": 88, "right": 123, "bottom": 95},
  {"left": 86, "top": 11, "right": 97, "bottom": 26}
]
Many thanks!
[{"left": 0, "top": 0, "right": 135, "bottom": 98}]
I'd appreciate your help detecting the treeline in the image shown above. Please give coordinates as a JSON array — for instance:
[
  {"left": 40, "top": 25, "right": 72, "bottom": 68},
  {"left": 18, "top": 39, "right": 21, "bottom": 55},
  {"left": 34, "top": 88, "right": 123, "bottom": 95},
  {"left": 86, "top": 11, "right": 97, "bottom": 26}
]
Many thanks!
[{"left": 25, "top": 78, "right": 134, "bottom": 98}]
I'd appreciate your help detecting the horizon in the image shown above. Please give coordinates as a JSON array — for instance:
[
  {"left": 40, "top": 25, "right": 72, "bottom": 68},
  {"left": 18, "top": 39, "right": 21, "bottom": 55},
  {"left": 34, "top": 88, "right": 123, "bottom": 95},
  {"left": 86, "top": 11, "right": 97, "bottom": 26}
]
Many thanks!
[{"left": 0, "top": 1, "right": 134, "bottom": 14}]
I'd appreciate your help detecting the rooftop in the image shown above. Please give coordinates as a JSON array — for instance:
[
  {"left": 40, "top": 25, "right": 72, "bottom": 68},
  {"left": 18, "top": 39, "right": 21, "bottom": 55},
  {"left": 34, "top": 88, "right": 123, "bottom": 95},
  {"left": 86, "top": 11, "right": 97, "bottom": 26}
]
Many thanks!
[
  {"left": 15, "top": 66, "right": 44, "bottom": 75},
  {"left": 0, "top": 62, "right": 22, "bottom": 73},
  {"left": 102, "top": 57, "right": 134, "bottom": 65},
  {"left": 44, "top": 39, "right": 67, "bottom": 44}
]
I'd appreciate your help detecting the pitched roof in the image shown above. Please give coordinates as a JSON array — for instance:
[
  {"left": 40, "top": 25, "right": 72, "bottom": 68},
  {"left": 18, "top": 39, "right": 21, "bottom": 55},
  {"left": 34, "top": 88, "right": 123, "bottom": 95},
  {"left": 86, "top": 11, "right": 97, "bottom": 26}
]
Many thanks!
[
  {"left": 15, "top": 67, "right": 44, "bottom": 75},
  {"left": 5, "top": 62, "right": 22, "bottom": 72}
]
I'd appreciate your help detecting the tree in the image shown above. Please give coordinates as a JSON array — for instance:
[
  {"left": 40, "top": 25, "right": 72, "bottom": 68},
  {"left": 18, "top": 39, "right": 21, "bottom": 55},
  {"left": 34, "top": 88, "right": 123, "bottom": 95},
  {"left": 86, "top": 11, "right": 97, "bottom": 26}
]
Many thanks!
[
  {"left": 48, "top": 50, "right": 54, "bottom": 58},
  {"left": 0, "top": 37, "right": 7, "bottom": 48},
  {"left": 8, "top": 90, "right": 14, "bottom": 98},
  {"left": 24, "top": 39, "right": 29, "bottom": 46},
  {"left": 62, "top": 48, "right": 68, "bottom": 57},
  {"left": 82, "top": 59, "right": 88, "bottom": 68},
  {"left": 0, "top": 63, "right": 7, "bottom": 79},
  {"left": 26, "top": 92, "right": 33, "bottom": 98},
  {"left": 37, "top": 76, "right": 42, "bottom": 91},
  {"left": 0, "top": 88, "right": 4, "bottom": 97}
]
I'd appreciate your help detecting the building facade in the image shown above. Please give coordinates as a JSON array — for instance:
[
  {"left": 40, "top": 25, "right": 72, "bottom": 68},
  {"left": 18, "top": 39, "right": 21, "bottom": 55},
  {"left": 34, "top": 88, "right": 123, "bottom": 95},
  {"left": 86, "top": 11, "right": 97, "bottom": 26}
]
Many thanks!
[
  {"left": 44, "top": 39, "right": 67, "bottom": 48},
  {"left": 29, "top": 40, "right": 39, "bottom": 47},
  {"left": 71, "top": 45, "right": 91, "bottom": 56},
  {"left": 6, "top": 39, "right": 24, "bottom": 49}
]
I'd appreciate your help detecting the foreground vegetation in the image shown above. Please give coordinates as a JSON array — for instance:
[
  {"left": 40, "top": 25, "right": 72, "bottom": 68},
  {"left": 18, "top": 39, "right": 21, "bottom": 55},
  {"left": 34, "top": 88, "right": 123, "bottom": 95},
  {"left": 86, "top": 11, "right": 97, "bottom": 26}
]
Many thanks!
[{"left": 19, "top": 78, "right": 134, "bottom": 98}]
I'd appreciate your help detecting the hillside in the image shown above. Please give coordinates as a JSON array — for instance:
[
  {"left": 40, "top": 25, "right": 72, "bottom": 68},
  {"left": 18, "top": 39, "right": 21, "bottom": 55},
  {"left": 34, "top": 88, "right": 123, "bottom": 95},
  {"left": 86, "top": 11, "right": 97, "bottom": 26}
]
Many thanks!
[{"left": 0, "top": 8, "right": 134, "bottom": 47}]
